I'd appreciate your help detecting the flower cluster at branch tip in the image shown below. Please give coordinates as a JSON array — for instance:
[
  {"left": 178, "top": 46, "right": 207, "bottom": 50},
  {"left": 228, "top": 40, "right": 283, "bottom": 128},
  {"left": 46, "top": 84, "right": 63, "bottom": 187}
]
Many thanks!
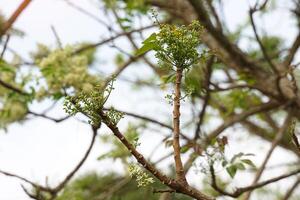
[
  {"left": 64, "top": 80, "right": 124, "bottom": 127},
  {"left": 155, "top": 21, "right": 203, "bottom": 69},
  {"left": 128, "top": 165, "right": 154, "bottom": 187}
]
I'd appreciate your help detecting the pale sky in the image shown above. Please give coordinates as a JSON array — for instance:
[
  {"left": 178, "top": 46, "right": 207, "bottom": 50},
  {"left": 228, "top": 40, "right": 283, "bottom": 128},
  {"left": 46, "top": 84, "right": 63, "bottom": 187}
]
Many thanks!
[{"left": 0, "top": 0, "right": 298, "bottom": 199}]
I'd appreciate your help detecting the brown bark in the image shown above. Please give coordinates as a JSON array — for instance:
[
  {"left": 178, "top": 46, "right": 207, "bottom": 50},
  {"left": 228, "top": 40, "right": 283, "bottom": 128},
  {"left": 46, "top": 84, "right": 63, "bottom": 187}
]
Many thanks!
[
  {"left": 0, "top": 0, "right": 33, "bottom": 37},
  {"left": 172, "top": 68, "right": 188, "bottom": 185}
]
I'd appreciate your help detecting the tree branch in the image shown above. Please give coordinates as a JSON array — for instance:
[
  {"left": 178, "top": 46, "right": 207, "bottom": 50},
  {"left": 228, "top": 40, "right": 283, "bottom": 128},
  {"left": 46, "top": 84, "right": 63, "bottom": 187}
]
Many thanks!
[
  {"left": 210, "top": 164, "right": 300, "bottom": 198},
  {"left": 99, "top": 110, "right": 215, "bottom": 200},
  {"left": 282, "top": 177, "right": 300, "bottom": 200},
  {"left": 205, "top": 101, "right": 279, "bottom": 143},
  {"left": 0, "top": 0, "right": 33, "bottom": 37},
  {"left": 243, "top": 111, "right": 293, "bottom": 200},
  {"left": 284, "top": 32, "right": 300, "bottom": 66},
  {"left": 249, "top": 6, "right": 278, "bottom": 74},
  {"left": 52, "top": 126, "right": 98, "bottom": 193},
  {"left": 172, "top": 68, "right": 188, "bottom": 185}
]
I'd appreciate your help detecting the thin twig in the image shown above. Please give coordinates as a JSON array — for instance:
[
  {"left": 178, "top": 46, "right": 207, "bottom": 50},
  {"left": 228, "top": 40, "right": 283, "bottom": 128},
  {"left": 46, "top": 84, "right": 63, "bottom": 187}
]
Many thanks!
[
  {"left": 74, "top": 25, "right": 155, "bottom": 55},
  {"left": 52, "top": 126, "right": 98, "bottom": 193},
  {"left": 194, "top": 56, "right": 214, "bottom": 139},
  {"left": 210, "top": 164, "right": 300, "bottom": 198},
  {"left": 243, "top": 112, "right": 293, "bottom": 200},
  {"left": 205, "top": 101, "right": 279, "bottom": 143},
  {"left": 249, "top": 7, "right": 278, "bottom": 74},
  {"left": 27, "top": 110, "right": 70, "bottom": 123},
  {"left": 1, "top": 35, "right": 10, "bottom": 58},
  {"left": 63, "top": 0, "right": 112, "bottom": 30},
  {"left": 50, "top": 25, "right": 62, "bottom": 49},
  {"left": 282, "top": 177, "right": 300, "bottom": 200}
]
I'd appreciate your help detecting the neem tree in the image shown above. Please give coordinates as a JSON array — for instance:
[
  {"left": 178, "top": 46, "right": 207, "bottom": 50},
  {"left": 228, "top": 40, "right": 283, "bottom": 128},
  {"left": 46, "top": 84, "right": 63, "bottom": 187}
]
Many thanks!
[{"left": 0, "top": 0, "right": 300, "bottom": 200}]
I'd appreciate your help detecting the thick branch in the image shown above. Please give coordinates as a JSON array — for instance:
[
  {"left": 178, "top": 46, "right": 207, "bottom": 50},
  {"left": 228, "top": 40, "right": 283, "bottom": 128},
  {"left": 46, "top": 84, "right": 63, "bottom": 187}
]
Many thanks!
[{"left": 0, "top": 0, "right": 33, "bottom": 36}]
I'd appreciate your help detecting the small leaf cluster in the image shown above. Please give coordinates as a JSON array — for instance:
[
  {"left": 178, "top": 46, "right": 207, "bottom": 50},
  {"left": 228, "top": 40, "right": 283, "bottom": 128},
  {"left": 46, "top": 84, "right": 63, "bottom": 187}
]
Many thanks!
[
  {"left": 128, "top": 164, "right": 154, "bottom": 187},
  {"left": 222, "top": 152, "right": 256, "bottom": 178},
  {"left": 64, "top": 81, "right": 114, "bottom": 127}
]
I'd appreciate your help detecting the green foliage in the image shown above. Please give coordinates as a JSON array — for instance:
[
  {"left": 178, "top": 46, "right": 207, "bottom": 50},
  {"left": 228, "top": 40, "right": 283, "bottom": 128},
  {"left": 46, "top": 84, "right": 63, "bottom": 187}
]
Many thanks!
[
  {"left": 0, "top": 60, "right": 29, "bottom": 129},
  {"left": 202, "top": 176, "right": 229, "bottom": 197},
  {"left": 211, "top": 89, "right": 260, "bottom": 117},
  {"left": 56, "top": 172, "right": 153, "bottom": 200},
  {"left": 135, "top": 33, "right": 157, "bottom": 56},
  {"left": 184, "top": 63, "right": 207, "bottom": 97},
  {"left": 64, "top": 81, "right": 114, "bottom": 127},
  {"left": 104, "top": 0, "right": 148, "bottom": 15},
  {"left": 0, "top": 98, "right": 28, "bottom": 129},
  {"left": 57, "top": 172, "right": 192, "bottom": 200},
  {"left": 114, "top": 53, "right": 125, "bottom": 67},
  {"left": 248, "top": 35, "right": 283, "bottom": 70},
  {"left": 137, "top": 21, "right": 203, "bottom": 69},
  {"left": 222, "top": 152, "right": 256, "bottom": 178}
]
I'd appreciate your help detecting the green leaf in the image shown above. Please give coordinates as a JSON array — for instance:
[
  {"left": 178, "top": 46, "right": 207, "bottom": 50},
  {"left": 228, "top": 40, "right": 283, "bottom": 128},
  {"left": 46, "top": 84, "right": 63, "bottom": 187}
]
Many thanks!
[
  {"left": 180, "top": 146, "right": 190, "bottom": 153},
  {"left": 161, "top": 73, "right": 176, "bottom": 84},
  {"left": 226, "top": 165, "right": 237, "bottom": 178},
  {"left": 135, "top": 43, "right": 155, "bottom": 56},
  {"left": 241, "top": 159, "right": 256, "bottom": 168},
  {"left": 222, "top": 160, "right": 228, "bottom": 167},
  {"left": 135, "top": 33, "right": 157, "bottom": 56},
  {"left": 142, "top": 33, "right": 157, "bottom": 44},
  {"left": 230, "top": 152, "right": 244, "bottom": 163},
  {"left": 0, "top": 64, "right": 15, "bottom": 73},
  {"left": 235, "top": 162, "right": 246, "bottom": 170}
]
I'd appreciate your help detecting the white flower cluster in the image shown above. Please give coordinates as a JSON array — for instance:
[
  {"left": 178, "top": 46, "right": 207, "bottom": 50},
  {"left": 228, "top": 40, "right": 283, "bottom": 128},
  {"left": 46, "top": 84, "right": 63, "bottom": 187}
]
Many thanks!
[{"left": 35, "top": 45, "right": 99, "bottom": 99}]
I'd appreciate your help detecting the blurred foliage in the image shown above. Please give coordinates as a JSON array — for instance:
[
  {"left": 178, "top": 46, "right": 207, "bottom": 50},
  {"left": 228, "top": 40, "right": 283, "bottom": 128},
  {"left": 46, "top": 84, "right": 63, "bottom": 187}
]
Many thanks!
[
  {"left": 32, "top": 43, "right": 99, "bottom": 100},
  {"left": 0, "top": 59, "right": 28, "bottom": 129},
  {"left": 56, "top": 172, "right": 192, "bottom": 200},
  {"left": 98, "top": 123, "right": 140, "bottom": 163}
]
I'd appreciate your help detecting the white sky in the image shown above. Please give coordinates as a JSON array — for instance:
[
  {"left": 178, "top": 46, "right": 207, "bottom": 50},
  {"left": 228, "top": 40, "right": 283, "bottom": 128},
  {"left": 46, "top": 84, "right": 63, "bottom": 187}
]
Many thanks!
[{"left": 0, "top": 0, "right": 298, "bottom": 199}]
